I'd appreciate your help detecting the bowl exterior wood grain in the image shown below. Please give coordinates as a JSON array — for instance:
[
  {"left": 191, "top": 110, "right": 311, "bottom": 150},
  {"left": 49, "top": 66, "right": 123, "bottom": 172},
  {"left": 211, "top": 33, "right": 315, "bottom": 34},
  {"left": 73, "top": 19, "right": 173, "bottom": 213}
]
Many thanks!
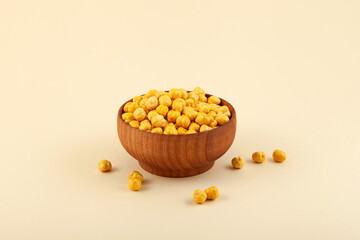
[{"left": 117, "top": 94, "right": 236, "bottom": 177}]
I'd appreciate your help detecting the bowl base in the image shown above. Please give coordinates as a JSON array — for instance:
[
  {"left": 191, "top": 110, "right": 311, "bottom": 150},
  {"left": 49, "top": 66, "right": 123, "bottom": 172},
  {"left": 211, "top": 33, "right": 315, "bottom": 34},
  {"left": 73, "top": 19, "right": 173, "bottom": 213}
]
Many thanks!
[{"left": 138, "top": 161, "right": 215, "bottom": 178}]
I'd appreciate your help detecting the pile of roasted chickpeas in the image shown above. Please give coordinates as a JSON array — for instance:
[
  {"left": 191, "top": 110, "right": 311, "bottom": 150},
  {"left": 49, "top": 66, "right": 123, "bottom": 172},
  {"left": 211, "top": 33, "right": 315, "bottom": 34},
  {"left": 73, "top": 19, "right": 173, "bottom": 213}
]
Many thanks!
[{"left": 121, "top": 87, "right": 231, "bottom": 134}]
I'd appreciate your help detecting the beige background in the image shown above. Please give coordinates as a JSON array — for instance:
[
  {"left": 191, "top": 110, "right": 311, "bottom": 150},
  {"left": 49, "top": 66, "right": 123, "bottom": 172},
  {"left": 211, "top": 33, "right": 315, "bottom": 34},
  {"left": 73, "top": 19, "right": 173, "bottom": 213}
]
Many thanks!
[{"left": 1, "top": 0, "right": 360, "bottom": 239}]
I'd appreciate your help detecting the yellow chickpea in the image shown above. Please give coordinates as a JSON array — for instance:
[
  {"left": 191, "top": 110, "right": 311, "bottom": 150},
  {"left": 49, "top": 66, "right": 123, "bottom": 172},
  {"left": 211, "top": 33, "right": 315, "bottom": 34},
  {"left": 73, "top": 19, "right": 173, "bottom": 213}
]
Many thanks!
[
  {"left": 197, "top": 102, "right": 211, "bottom": 113},
  {"left": 193, "top": 189, "right": 207, "bottom": 204},
  {"left": 122, "top": 113, "right": 134, "bottom": 123},
  {"left": 188, "top": 122, "right": 200, "bottom": 132},
  {"left": 128, "top": 170, "right": 144, "bottom": 182},
  {"left": 208, "top": 117, "right": 218, "bottom": 128},
  {"left": 177, "top": 127, "right": 187, "bottom": 135},
  {"left": 186, "top": 129, "right": 197, "bottom": 134},
  {"left": 127, "top": 102, "right": 139, "bottom": 113},
  {"left": 145, "top": 96, "right": 159, "bottom": 110},
  {"left": 204, "top": 186, "right": 219, "bottom": 200},
  {"left": 183, "top": 107, "right": 198, "bottom": 121},
  {"left": 139, "top": 97, "right": 148, "bottom": 110},
  {"left": 133, "top": 107, "right": 146, "bottom": 121},
  {"left": 156, "top": 104, "right": 169, "bottom": 117},
  {"left": 215, "top": 113, "right": 229, "bottom": 126},
  {"left": 208, "top": 95, "right": 221, "bottom": 105},
  {"left": 164, "top": 126, "right": 178, "bottom": 135},
  {"left": 129, "top": 120, "right": 140, "bottom": 129},
  {"left": 232, "top": 156, "right": 244, "bottom": 169},
  {"left": 179, "top": 88, "right": 188, "bottom": 99},
  {"left": 159, "top": 95, "right": 172, "bottom": 107},
  {"left": 200, "top": 125, "right": 212, "bottom": 132},
  {"left": 151, "top": 114, "right": 167, "bottom": 128},
  {"left": 128, "top": 178, "right": 142, "bottom": 191},
  {"left": 252, "top": 151, "right": 266, "bottom": 163},
  {"left": 169, "top": 88, "right": 182, "bottom": 100},
  {"left": 198, "top": 94, "right": 207, "bottom": 103},
  {"left": 151, "top": 127, "right": 163, "bottom": 134},
  {"left": 209, "top": 103, "right": 220, "bottom": 112},
  {"left": 193, "top": 86, "right": 205, "bottom": 95},
  {"left": 208, "top": 110, "right": 217, "bottom": 118},
  {"left": 147, "top": 110, "right": 159, "bottom": 121},
  {"left": 145, "top": 89, "right": 161, "bottom": 99},
  {"left": 185, "top": 98, "right": 196, "bottom": 108},
  {"left": 217, "top": 106, "right": 231, "bottom": 117},
  {"left": 133, "top": 96, "right": 143, "bottom": 105},
  {"left": 123, "top": 102, "right": 132, "bottom": 112},
  {"left": 98, "top": 159, "right": 112, "bottom": 172},
  {"left": 273, "top": 150, "right": 286, "bottom": 163},
  {"left": 167, "top": 110, "right": 181, "bottom": 123},
  {"left": 176, "top": 115, "right": 191, "bottom": 128},
  {"left": 139, "top": 119, "right": 152, "bottom": 131},
  {"left": 195, "top": 112, "right": 210, "bottom": 125},
  {"left": 188, "top": 91, "right": 199, "bottom": 101},
  {"left": 172, "top": 101, "right": 184, "bottom": 112}
]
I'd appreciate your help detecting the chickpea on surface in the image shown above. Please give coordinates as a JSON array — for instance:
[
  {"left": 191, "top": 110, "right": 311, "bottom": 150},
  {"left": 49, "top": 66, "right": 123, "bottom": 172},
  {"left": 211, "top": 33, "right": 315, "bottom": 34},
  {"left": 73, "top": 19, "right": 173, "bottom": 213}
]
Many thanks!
[
  {"left": 205, "top": 186, "right": 219, "bottom": 200},
  {"left": 232, "top": 156, "right": 244, "bottom": 169},
  {"left": 273, "top": 150, "right": 286, "bottom": 162},
  {"left": 128, "top": 178, "right": 142, "bottom": 191},
  {"left": 252, "top": 151, "right": 266, "bottom": 163},
  {"left": 129, "top": 170, "right": 144, "bottom": 182},
  {"left": 98, "top": 160, "right": 112, "bottom": 172},
  {"left": 193, "top": 190, "right": 207, "bottom": 204}
]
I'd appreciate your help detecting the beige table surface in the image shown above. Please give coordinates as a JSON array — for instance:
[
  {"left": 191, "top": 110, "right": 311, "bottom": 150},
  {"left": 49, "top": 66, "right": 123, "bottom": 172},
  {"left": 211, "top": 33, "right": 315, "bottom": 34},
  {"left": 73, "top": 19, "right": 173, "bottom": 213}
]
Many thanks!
[{"left": 1, "top": 1, "right": 359, "bottom": 239}]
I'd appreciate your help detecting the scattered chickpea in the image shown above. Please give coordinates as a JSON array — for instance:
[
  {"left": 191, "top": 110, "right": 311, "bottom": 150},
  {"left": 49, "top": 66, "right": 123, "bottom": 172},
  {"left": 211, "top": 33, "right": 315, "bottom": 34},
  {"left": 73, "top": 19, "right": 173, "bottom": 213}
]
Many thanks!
[
  {"left": 200, "top": 125, "right": 212, "bottom": 132},
  {"left": 133, "top": 108, "right": 146, "bottom": 121},
  {"left": 215, "top": 113, "right": 229, "bottom": 126},
  {"left": 176, "top": 115, "right": 191, "bottom": 128},
  {"left": 204, "top": 186, "right": 219, "bottom": 200},
  {"left": 122, "top": 113, "right": 134, "bottom": 123},
  {"left": 193, "top": 189, "right": 207, "bottom": 204},
  {"left": 128, "top": 170, "right": 144, "bottom": 182},
  {"left": 98, "top": 159, "right": 112, "bottom": 172},
  {"left": 232, "top": 156, "right": 244, "bottom": 169},
  {"left": 208, "top": 95, "right": 221, "bottom": 105},
  {"left": 139, "top": 119, "right": 152, "bottom": 131},
  {"left": 151, "top": 127, "right": 163, "bottom": 134},
  {"left": 128, "top": 178, "right": 142, "bottom": 191},
  {"left": 167, "top": 110, "right": 181, "bottom": 123},
  {"left": 252, "top": 151, "right": 266, "bottom": 163},
  {"left": 129, "top": 120, "right": 140, "bottom": 129},
  {"left": 159, "top": 95, "right": 172, "bottom": 107},
  {"left": 273, "top": 150, "right": 286, "bottom": 163}
]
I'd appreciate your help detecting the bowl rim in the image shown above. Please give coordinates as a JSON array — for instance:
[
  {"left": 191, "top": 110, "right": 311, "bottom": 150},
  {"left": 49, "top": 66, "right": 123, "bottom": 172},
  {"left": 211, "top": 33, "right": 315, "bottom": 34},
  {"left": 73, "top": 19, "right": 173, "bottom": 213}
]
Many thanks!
[{"left": 117, "top": 92, "right": 236, "bottom": 137}]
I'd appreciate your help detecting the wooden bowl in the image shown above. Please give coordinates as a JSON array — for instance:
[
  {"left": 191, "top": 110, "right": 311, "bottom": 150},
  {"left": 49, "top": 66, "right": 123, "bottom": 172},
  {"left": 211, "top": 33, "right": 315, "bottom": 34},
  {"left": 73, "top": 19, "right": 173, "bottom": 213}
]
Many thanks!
[{"left": 117, "top": 94, "right": 236, "bottom": 177}]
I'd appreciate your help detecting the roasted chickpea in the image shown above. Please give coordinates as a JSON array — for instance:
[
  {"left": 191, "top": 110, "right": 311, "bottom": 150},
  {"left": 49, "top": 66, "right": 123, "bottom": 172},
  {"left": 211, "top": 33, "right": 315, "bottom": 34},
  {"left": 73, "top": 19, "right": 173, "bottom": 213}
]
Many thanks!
[
  {"left": 185, "top": 98, "right": 196, "bottom": 108},
  {"left": 122, "top": 113, "right": 134, "bottom": 123},
  {"left": 198, "top": 94, "right": 207, "bottom": 103},
  {"left": 217, "top": 106, "right": 231, "bottom": 117},
  {"left": 215, "top": 113, "right": 229, "bottom": 126},
  {"left": 98, "top": 159, "right": 112, "bottom": 172},
  {"left": 128, "top": 178, "right": 141, "bottom": 191},
  {"left": 195, "top": 112, "right": 211, "bottom": 125},
  {"left": 208, "top": 117, "right": 217, "bottom": 128},
  {"left": 164, "top": 125, "right": 178, "bottom": 135},
  {"left": 123, "top": 102, "right": 132, "bottom": 112},
  {"left": 145, "top": 89, "right": 161, "bottom": 99},
  {"left": 209, "top": 103, "right": 220, "bottom": 112},
  {"left": 172, "top": 101, "right": 184, "bottom": 112},
  {"left": 133, "top": 96, "right": 143, "bottom": 105},
  {"left": 179, "top": 88, "right": 188, "bottom": 99},
  {"left": 186, "top": 129, "right": 197, "bottom": 134},
  {"left": 139, "top": 119, "right": 152, "bottom": 131},
  {"left": 151, "top": 114, "right": 167, "bottom": 128},
  {"left": 147, "top": 110, "right": 159, "bottom": 121},
  {"left": 129, "top": 120, "right": 140, "bottom": 129},
  {"left": 156, "top": 104, "right": 169, "bottom": 117},
  {"left": 167, "top": 110, "right": 181, "bottom": 123},
  {"left": 145, "top": 96, "right": 159, "bottom": 110},
  {"left": 128, "top": 170, "right": 144, "bottom": 182},
  {"left": 208, "top": 95, "right": 221, "bottom": 105},
  {"left": 200, "top": 125, "right": 212, "bottom": 132},
  {"left": 252, "top": 151, "right": 266, "bottom": 163},
  {"left": 139, "top": 97, "right": 148, "bottom": 110},
  {"left": 188, "top": 91, "right": 199, "bottom": 101},
  {"left": 193, "top": 86, "right": 205, "bottom": 95},
  {"left": 159, "top": 95, "right": 172, "bottom": 107},
  {"left": 197, "top": 102, "right": 210, "bottom": 113},
  {"left": 169, "top": 88, "right": 182, "bottom": 100},
  {"left": 273, "top": 150, "right": 286, "bottom": 163},
  {"left": 127, "top": 102, "right": 139, "bottom": 113},
  {"left": 188, "top": 122, "right": 200, "bottom": 132},
  {"left": 133, "top": 108, "right": 146, "bottom": 121},
  {"left": 208, "top": 110, "right": 217, "bottom": 118},
  {"left": 151, "top": 127, "right": 163, "bottom": 134},
  {"left": 204, "top": 186, "right": 219, "bottom": 200},
  {"left": 176, "top": 115, "right": 191, "bottom": 128},
  {"left": 177, "top": 127, "right": 187, "bottom": 135},
  {"left": 232, "top": 156, "right": 244, "bottom": 169},
  {"left": 193, "top": 189, "right": 207, "bottom": 204},
  {"left": 183, "top": 107, "right": 198, "bottom": 121}
]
